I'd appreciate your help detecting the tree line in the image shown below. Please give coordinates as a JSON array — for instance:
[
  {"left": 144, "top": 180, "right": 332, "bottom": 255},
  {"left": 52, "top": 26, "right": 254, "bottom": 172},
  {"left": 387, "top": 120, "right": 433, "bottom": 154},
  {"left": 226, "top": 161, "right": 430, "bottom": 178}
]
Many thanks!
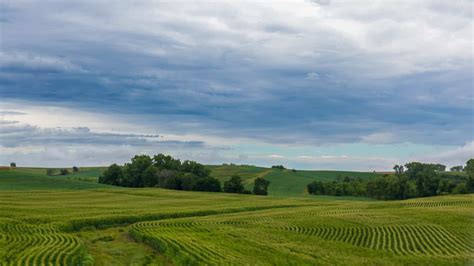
[
  {"left": 308, "top": 159, "right": 474, "bottom": 200},
  {"left": 99, "top": 154, "right": 270, "bottom": 195}
]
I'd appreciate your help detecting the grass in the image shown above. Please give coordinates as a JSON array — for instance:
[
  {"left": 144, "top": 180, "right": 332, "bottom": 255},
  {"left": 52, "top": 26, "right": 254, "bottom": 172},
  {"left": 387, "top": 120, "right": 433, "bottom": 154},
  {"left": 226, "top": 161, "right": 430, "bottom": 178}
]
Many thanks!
[
  {"left": 209, "top": 164, "right": 380, "bottom": 197},
  {"left": 130, "top": 195, "right": 474, "bottom": 265},
  {"left": 0, "top": 168, "right": 108, "bottom": 190},
  {"left": 0, "top": 167, "right": 472, "bottom": 265}
]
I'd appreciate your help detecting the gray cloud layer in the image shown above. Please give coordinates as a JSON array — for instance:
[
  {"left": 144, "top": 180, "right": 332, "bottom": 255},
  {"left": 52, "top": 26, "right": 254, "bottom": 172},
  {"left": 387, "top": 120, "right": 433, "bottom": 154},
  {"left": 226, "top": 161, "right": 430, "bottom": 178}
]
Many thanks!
[{"left": 0, "top": 1, "right": 472, "bottom": 168}]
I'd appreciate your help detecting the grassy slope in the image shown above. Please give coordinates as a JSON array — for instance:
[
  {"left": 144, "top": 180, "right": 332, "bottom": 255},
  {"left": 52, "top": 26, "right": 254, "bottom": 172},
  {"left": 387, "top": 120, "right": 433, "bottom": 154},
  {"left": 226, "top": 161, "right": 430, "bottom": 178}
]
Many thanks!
[
  {"left": 209, "top": 164, "right": 380, "bottom": 197},
  {"left": 2, "top": 165, "right": 380, "bottom": 197},
  {"left": 0, "top": 168, "right": 109, "bottom": 190}
]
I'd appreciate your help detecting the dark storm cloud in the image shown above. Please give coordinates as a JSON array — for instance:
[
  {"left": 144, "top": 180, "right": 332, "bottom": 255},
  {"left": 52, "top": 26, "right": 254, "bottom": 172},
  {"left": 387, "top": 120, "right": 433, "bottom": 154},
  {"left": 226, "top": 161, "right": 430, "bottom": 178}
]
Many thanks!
[{"left": 0, "top": 0, "right": 472, "bottom": 147}]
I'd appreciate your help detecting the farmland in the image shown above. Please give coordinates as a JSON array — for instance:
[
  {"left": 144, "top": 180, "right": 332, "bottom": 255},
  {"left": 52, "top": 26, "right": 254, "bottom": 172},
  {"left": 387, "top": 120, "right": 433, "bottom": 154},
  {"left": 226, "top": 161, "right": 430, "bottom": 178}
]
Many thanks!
[
  {"left": 0, "top": 168, "right": 473, "bottom": 265},
  {"left": 210, "top": 164, "right": 380, "bottom": 197}
]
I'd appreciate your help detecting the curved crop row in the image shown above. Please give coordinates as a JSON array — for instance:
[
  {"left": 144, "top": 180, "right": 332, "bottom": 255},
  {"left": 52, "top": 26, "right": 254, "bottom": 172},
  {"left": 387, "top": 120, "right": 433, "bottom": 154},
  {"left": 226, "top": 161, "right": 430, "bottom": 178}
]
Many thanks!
[
  {"left": 282, "top": 224, "right": 471, "bottom": 256},
  {"left": 0, "top": 222, "right": 86, "bottom": 265},
  {"left": 397, "top": 200, "right": 474, "bottom": 208},
  {"left": 130, "top": 222, "right": 241, "bottom": 265}
]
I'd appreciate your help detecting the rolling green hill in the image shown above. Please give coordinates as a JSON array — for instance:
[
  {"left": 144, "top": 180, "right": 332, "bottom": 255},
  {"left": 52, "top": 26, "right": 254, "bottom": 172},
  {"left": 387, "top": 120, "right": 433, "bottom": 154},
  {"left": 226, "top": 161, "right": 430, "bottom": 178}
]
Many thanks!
[
  {"left": 0, "top": 167, "right": 472, "bottom": 265},
  {"left": 0, "top": 167, "right": 108, "bottom": 190},
  {"left": 209, "top": 164, "right": 380, "bottom": 197},
  {"left": 2, "top": 165, "right": 380, "bottom": 197}
]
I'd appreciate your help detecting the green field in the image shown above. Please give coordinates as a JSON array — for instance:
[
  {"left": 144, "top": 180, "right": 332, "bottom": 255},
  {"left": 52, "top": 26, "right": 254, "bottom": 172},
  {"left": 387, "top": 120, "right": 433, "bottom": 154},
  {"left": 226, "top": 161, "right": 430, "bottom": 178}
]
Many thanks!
[
  {"left": 0, "top": 168, "right": 473, "bottom": 265},
  {"left": 209, "top": 164, "right": 380, "bottom": 197},
  {"left": 5, "top": 165, "right": 378, "bottom": 197}
]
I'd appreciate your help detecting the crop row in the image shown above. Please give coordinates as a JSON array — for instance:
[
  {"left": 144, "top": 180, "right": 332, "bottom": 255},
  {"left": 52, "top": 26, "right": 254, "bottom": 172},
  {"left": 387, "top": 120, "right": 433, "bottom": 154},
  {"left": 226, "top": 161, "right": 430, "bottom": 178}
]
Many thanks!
[
  {"left": 130, "top": 205, "right": 473, "bottom": 265},
  {"left": 397, "top": 200, "right": 474, "bottom": 208},
  {"left": 0, "top": 222, "right": 86, "bottom": 265},
  {"left": 282, "top": 224, "right": 471, "bottom": 256}
]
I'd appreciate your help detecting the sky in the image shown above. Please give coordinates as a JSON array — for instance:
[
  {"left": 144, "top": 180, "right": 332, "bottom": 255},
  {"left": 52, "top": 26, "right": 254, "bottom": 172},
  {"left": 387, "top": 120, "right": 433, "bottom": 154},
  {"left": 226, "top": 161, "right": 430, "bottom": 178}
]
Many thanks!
[{"left": 0, "top": 0, "right": 473, "bottom": 170}]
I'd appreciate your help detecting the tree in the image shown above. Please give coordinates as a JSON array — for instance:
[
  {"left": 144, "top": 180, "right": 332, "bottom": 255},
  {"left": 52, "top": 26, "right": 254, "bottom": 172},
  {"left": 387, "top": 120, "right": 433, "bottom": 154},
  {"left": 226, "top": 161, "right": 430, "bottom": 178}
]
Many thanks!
[
  {"left": 452, "top": 183, "right": 468, "bottom": 194},
  {"left": 450, "top": 165, "right": 463, "bottom": 172},
  {"left": 434, "top": 164, "right": 446, "bottom": 172},
  {"left": 142, "top": 165, "right": 158, "bottom": 187},
  {"left": 393, "top": 165, "right": 404, "bottom": 175},
  {"left": 122, "top": 155, "right": 153, "bottom": 187},
  {"left": 307, "top": 181, "right": 325, "bottom": 195},
  {"left": 253, "top": 177, "right": 270, "bottom": 195},
  {"left": 180, "top": 160, "right": 210, "bottom": 178},
  {"left": 224, "top": 175, "right": 245, "bottom": 193},
  {"left": 46, "top": 169, "right": 54, "bottom": 176},
  {"left": 153, "top": 154, "right": 181, "bottom": 171},
  {"left": 10, "top": 162, "right": 16, "bottom": 168},
  {"left": 465, "top": 159, "right": 474, "bottom": 192},
  {"left": 162, "top": 176, "right": 182, "bottom": 190},
  {"left": 193, "top": 177, "right": 222, "bottom": 192},
  {"left": 98, "top": 164, "right": 123, "bottom": 186},
  {"left": 405, "top": 162, "right": 439, "bottom": 197},
  {"left": 72, "top": 166, "right": 79, "bottom": 172},
  {"left": 397, "top": 175, "right": 409, "bottom": 200},
  {"left": 180, "top": 174, "right": 197, "bottom": 191},
  {"left": 271, "top": 165, "right": 285, "bottom": 169},
  {"left": 465, "top": 159, "right": 474, "bottom": 177},
  {"left": 438, "top": 178, "right": 455, "bottom": 194},
  {"left": 60, "top": 169, "right": 69, "bottom": 175},
  {"left": 156, "top": 169, "right": 178, "bottom": 188}
]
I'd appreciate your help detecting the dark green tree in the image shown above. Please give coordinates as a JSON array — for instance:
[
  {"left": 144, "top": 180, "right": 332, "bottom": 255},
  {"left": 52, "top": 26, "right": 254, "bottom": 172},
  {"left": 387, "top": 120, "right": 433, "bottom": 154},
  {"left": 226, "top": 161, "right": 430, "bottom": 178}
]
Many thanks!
[
  {"left": 156, "top": 169, "right": 179, "bottom": 188},
  {"left": 253, "top": 177, "right": 270, "bottom": 195},
  {"left": 193, "top": 177, "right": 222, "bottom": 192},
  {"left": 181, "top": 160, "right": 211, "bottom": 178},
  {"left": 122, "top": 155, "right": 153, "bottom": 187},
  {"left": 181, "top": 174, "right": 197, "bottom": 191},
  {"left": 393, "top": 165, "right": 404, "bottom": 175},
  {"left": 162, "top": 176, "right": 182, "bottom": 190},
  {"left": 72, "top": 166, "right": 79, "bottom": 172},
  {"left": 142, "top": 165, "right": 158, "bottom": 187},
  {"left": 307, "top": 181, "right": 325, "bottom": 195},
  {"left": 465, "top": 159, "right": 474, "bottom": 192},
  {"left": 405, "top": 162, "right": 439, "bottom": 197},
  {"left": 224, "top": 175, "right": 245, "bottom": 193},
  {"left": 153, "top": 154, "right": 181, "bottom": 171},
  {"left": 434, "top": 164, "right": 446, "bottom": 172},
  {"left": 98, "top": 164, "right": 123, "bottom": 186}
]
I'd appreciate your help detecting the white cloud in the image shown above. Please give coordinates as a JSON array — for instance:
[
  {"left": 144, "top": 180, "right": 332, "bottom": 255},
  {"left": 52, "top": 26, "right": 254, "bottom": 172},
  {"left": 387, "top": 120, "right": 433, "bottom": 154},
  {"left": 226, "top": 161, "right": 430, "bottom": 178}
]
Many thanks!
[
  {"left": 413, "top": 141, "right": 474, "bottom": 167},
  {"left": 305, "top": 72, "right": 320, "bottom": 80},
  {"left": 361, "top": 132, "right": 397, "bottom": 144},
  {"left": 0, "top": 51, "right": 86, "bottom": 73},
  {"left": 268, "top": 154, "right": 285, "bottom": 159}
]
